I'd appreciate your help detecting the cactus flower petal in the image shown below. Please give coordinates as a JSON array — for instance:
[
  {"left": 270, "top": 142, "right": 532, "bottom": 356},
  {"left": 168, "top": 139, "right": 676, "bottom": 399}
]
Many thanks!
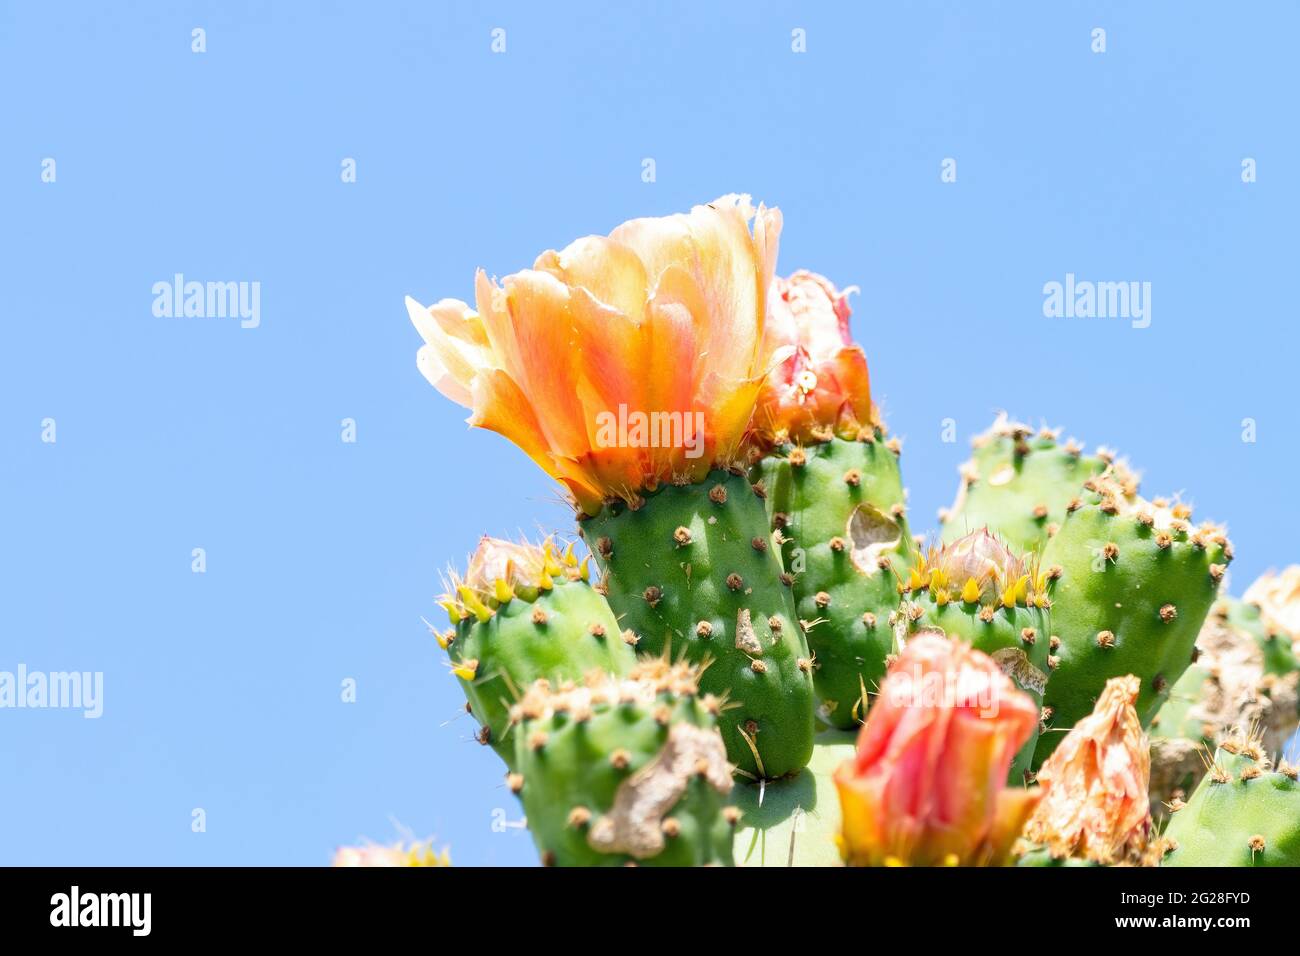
[
  {"left": 1022, "top": 675, "right": 1157, "bottom": 865},
  {"left": 755, "top": 270, "right": 873, "bottom": 444},
  {"left": 834, "top": 633, "right": 1040, "bottom": 866}
]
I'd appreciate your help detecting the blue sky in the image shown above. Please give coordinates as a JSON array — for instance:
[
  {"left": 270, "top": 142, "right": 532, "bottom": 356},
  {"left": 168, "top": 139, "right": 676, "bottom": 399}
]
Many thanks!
[{"left": 1, "top": 1, "right": 1296, "bottom": 865}]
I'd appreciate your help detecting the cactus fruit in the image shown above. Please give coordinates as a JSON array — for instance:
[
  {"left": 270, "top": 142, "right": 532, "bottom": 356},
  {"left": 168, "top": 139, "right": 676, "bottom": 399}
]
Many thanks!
[
  {"left": 580, "top": 470, "right": 815, "bottom": 778},
  {"left": 899, "top": 529, "right": 1052, "bottom": 782},
  {"left": 1148, "top": 597, "right": 1299, "bottom": 811},
  {"left": 834, "top": 634, "right": 1041, "bottom": 866},
  {"left": 939, "top": 415, "right": 1112, "bottom": 555},
  {"left": 748, "top": 271, "right": 913, "bottom": 729},
  {"left": 1162, "top": 729, "right": 1300, "bottom": 867},
  {"left": 508, "top": 659, "right": 737, "bottom": 867},
  {"left": 758, "top": 433, "right": 912, "bottom": 728},
  {"left": 438, "top": 537, "right": 636, "bottom": 766},
  {"left": 1034, "top": 473, "right": 1232, "bottom": 767},
  {"left": 1018, "top": 676, "right": 1159, "bottom": 866}
]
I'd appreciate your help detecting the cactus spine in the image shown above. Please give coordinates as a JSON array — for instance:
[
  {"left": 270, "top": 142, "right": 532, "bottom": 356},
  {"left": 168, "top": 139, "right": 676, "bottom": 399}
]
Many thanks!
[
  {"left": 757, "top": 429, "right": 913, "bottom": 728},
  {"left": 580, "top": 469, "right": 815, "bottom": 778},
  {"left": 510, "top": 660, "right": 737, "bottom": 866}
]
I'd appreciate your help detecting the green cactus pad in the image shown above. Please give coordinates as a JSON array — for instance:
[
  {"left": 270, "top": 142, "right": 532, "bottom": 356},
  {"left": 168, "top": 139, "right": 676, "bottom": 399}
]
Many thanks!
[
  {"left": 1035, "top": 478, "right": 1231, "bottom": 768},
  {"left": 732, "top": 729, "right": 857, "bottom": 867},
  {"left": 1161, "top": 733, "right": 1300, "bottom": 867},
  {"left": 756, "top": 433, "right": 914, "bottom": 729},
  {"left": 940, "top": 416, "right": 1110, "bottom": 556},
  {"left": 579, "top": 468, "right": 815, "bottom": 779},
  {"left": 510, "top": 661, "right": 737, "bottom": 867},
  {"left": 438, "top": 538, "right": 637, "bottom": 768}
]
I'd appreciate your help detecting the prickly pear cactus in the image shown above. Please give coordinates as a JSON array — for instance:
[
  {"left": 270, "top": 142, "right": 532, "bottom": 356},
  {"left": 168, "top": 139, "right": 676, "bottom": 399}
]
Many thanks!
[
  {"left": 1034, "top": 474, "right": 1231, "bottom": 768},
  {"left": 509, "top": 660, "right": 738, "bottom": 867},
  {"left": 1148, "top": 598, "right": 1299, "bottom": 813},
  {"left": 438, "top": 537, "right": 637, "bottom": 767},
  {"left": 939, "top": 415, "right": 1112, "bottom": 556},
  {"left": 757, "top": 430, "right": 913, "bottom": 728},
  {"left": 579, "top": 468, "right": 815, "bottom": 779},
  {"left": 899, "top": 529, "right": 1052, "bottom": 782},
  {"left": 1162, "top": 731, "right": 1300, "bottom": 867}
]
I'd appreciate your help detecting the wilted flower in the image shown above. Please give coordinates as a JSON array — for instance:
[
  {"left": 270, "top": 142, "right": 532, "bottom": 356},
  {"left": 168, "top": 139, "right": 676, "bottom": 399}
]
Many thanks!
[{"left": 1023, "top": 675, "right": 1157, "bottom": 865}]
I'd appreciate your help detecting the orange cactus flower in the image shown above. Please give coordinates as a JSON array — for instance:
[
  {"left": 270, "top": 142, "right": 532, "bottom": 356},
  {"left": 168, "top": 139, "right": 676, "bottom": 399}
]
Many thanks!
[
  {"left": 834, "top": 633, "right": 1040, "bottom": 866},
  {"left": 753, "top": 270, "right": 873, "bottom": 445},
  {"left": 407, "top": 195, "right": 783, "bottom": 515},
  {"left": 1022, "top": 675, "right": 1157, "bottom": 865}
]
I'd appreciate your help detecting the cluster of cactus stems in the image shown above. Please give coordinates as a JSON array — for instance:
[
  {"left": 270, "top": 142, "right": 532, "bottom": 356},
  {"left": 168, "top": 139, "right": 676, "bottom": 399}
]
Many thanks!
[{"left": 347, "top": 194, "right": 1300, "bottom": 867}]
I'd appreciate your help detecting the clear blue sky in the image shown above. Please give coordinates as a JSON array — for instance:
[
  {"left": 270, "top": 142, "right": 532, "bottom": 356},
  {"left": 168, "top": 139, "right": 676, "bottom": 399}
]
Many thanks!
[{"left": 2, "top": 1, "right": 1296, "bottom": 865}]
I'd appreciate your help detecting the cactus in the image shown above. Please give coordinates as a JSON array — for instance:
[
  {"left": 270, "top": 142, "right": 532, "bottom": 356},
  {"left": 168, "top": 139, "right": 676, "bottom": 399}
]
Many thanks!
[
  {"left": 939, "top": 415, "right": 1112, "bottom": 555},
  {"left": 402, "top": 195, "right": 1300, "bottom": 870},
  {"left": 898, "top": 529, "right": 1052, "bottom": 783},
  {"left": 1034, "top": 473, "right": 1232, "bottom": 768},
  {"left": 748, "top": 271, "right": 914, "bottom": 730},
  {"left": 437, "top": 537, "right": 637, "bottom": 767},
  {"left": 508, "top": 659, "right": 737, "bottom": 867},
  {"left": 1162, "top": 730, "right": 1300, "bottom": 867},
  {"left": 758, "top": 432, "right": 912, "bottom": 728},
  {"left": 580, "top": 470, "right": 815, "bottom": 778},
  {"left": 1017, "top": 676, "right": 1159, "bottom": 866},
  {"left": 1148, "top": 596, "right": 1299, "bottom": 812}
]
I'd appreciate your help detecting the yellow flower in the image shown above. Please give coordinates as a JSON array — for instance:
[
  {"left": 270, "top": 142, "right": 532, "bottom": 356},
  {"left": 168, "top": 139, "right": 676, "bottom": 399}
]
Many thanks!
[
  {"left": 1023, "top": 675, "right": 1157, "bottom": 865},
  {"left": 408, "top": 195, "right": 783, "bottom": 514}
]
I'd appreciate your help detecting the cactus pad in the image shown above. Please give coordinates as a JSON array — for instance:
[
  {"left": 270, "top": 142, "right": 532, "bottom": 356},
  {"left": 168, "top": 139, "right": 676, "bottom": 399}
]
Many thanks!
[
  {"left": 579, "top": 468, "right": 815, "bottom": 779},
  {"left": 439, "top": 537, "right": 637, "bottom": 767},
  {"left": 1034, "top": 474, "right": 1231, "bottom": 768},
  {"left": 757, "top": 432, "right": 913, "bottom": 728},
  {"left": 509, "top": 660, "right": 737, "bottom": 867},
  {"left": 1162, "top": 731, "right": 1300, "bottom": 867}
]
